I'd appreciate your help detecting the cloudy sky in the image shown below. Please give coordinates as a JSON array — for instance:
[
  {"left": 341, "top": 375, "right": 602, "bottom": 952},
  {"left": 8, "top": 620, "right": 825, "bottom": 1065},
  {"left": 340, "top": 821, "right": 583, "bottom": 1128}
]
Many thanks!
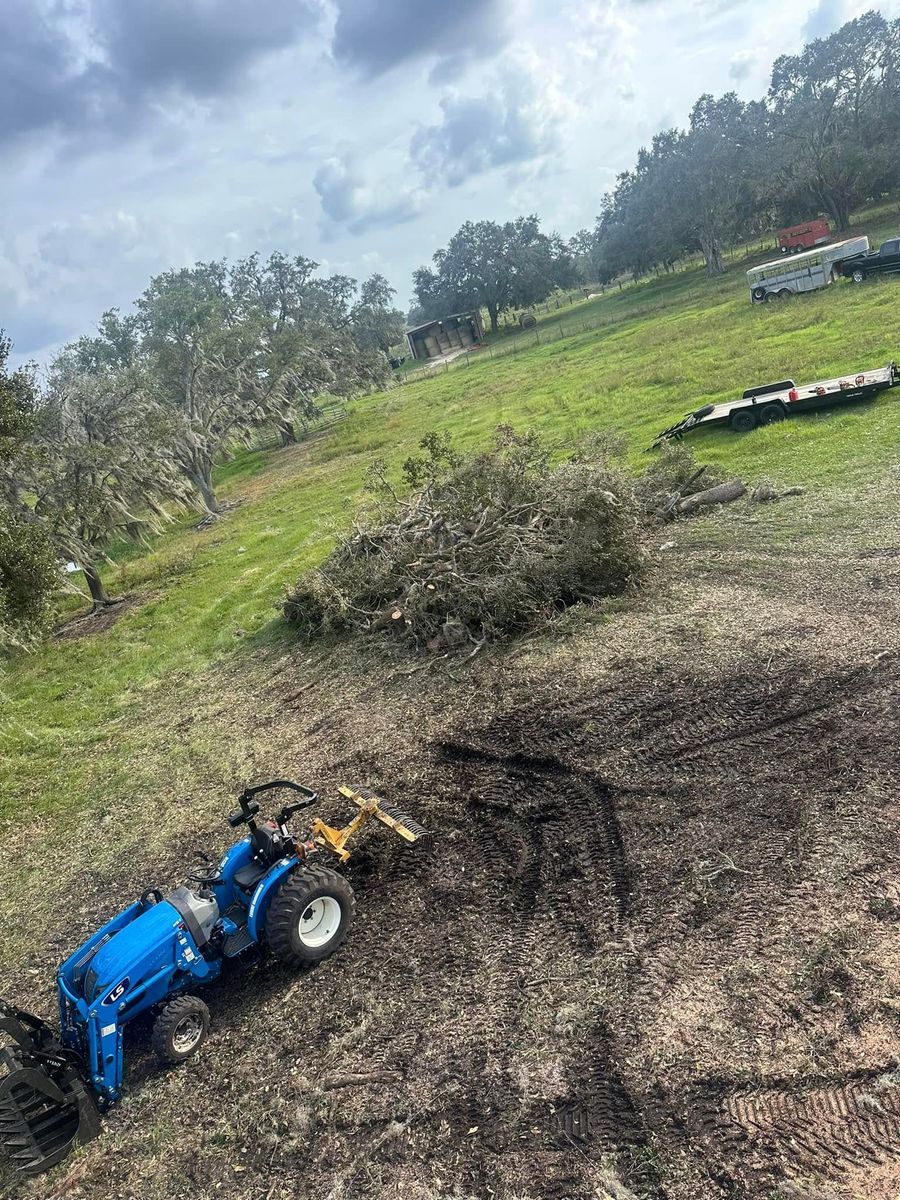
[{"left": 2, "top": 0, "right": 896, "bottom": 364}]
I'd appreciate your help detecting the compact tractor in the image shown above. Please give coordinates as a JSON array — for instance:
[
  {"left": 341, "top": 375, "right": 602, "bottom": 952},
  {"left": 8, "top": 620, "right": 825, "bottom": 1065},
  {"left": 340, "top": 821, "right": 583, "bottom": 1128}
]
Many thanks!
[{"left": 0, "top": 780, "right": 430, "bottom": 1176}]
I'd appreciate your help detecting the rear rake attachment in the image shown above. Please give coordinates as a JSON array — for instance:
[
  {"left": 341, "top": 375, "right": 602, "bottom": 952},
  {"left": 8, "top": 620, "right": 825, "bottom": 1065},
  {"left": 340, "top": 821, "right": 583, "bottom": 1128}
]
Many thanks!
[{"left": 313, "top": 786, "right": 434, "bottom": 861}]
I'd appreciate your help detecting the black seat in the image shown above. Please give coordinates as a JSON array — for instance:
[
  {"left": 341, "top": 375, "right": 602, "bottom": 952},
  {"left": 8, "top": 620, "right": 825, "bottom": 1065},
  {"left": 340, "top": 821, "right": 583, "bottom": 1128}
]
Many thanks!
[
  {"left": 233, "top": 862, "right": 267, "bottom": 892},
  {"left": 234, "top": 824, "right": 286, "bottom": 892}
]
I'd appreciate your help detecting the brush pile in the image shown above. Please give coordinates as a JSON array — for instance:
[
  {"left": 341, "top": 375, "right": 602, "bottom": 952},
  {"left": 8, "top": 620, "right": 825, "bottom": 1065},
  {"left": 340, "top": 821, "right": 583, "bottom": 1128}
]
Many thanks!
[{"left": 283, "top": 427, "right": 644, "bottom": 653}]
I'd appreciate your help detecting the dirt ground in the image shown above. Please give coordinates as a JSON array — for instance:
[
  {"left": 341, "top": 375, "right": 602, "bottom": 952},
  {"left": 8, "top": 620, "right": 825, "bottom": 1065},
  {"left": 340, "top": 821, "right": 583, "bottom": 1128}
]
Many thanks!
[{"left": 3, "top": 494, "right": 900, "bottom": 1200}]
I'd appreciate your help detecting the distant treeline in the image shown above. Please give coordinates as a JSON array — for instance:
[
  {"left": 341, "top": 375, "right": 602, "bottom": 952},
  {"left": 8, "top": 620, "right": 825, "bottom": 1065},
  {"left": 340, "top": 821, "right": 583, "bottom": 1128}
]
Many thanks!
[
  {"left": 0, "top": 260, "right": 406, "bottom": 641},
  {"left": 408, "top": 12, "right": 900, "bottom": 333},
  {"left": 570, "top": 10, "right": 900, "bottom": 280}
]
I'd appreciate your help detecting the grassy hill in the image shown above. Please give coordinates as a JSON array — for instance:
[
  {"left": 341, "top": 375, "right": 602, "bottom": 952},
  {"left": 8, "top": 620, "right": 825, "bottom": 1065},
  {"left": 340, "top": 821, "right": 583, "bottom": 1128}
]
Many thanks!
[
  {"left": 3, "top": 202, "right": 900, "bottom": 830},
  {"left": 3, "top": 205, "right": 900, "bottom": 1200}
]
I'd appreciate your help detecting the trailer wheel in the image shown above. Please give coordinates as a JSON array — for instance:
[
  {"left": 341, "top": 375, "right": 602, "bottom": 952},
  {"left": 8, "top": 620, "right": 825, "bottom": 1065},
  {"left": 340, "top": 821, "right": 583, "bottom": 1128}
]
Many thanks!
[
  {"left": 851, "top": 268, "right": 866, "bottom": 284},
  {"left": 730, "top": 409, "right": 758, "bottom": 433},
  {"left": 765, "top": 292, "right": 780, "bottom": 303},
  {"left": 778, "top": 288, "right": 793, "bottom": 299},
  {"left": 759, "top": 404, "right": 786, "bottom": 425},
  {"left": 752, "top": 286, "right": 766, "bottom": 302}
]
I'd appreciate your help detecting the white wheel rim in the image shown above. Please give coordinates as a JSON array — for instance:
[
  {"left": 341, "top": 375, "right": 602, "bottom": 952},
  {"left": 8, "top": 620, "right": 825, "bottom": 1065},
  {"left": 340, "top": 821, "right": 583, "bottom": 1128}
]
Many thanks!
[
  {"left": 172, "top": 1013, "right": 203, "bottom": 1053},
  {"left": 298, "top": 896, "right": 341, "bottom": 948}
]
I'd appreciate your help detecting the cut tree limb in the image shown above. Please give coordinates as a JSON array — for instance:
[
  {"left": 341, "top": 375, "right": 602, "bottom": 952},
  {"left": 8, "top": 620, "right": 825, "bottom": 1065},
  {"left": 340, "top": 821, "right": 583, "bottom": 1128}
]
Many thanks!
[
  {"left": 674, "top": 479, "right": 746, "bottom": 517},
  {"left": 657, "top": 466, "right": 707, "bottom": 519}
]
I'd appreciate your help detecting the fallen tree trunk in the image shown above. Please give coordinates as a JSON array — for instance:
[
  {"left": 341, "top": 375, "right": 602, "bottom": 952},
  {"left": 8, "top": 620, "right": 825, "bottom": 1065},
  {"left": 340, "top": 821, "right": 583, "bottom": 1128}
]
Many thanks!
[{"left": 675, "top": 479, "right": 746, "bottom": 517}]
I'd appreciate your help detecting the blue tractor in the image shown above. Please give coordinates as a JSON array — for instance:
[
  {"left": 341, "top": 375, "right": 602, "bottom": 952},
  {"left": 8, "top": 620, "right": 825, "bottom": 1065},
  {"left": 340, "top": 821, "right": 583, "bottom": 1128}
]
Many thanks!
[{"left": 0, "top": 780, "right": 429, "bottom": 1176}]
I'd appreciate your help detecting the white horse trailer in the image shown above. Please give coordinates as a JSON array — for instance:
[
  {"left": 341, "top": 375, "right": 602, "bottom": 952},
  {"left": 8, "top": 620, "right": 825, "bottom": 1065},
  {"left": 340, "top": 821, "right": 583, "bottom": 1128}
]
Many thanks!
[{"left": 746, "top": 236, "right": 870, "bottom": 303}]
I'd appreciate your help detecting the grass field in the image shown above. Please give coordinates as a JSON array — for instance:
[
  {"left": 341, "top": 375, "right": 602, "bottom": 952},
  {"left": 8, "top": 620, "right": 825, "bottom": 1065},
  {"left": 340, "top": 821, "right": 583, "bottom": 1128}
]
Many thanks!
[
  {"left": 4, "top": 205, "right": 900, "bottom": 1200},
  {"left": 2, "top": 200, "right": 900, "bottom": 833}
]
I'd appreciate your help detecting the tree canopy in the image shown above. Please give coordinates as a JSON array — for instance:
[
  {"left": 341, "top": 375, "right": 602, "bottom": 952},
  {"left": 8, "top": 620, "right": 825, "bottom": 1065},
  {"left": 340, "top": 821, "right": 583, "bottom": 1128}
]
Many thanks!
[
  {"left": 571, "top": 10, "right": 900, "bottom": 281},
  {"left": 0, "top": 333, "right": 59, "bottom": 648},
  {"left": 413, "top": 216, "right": 576, "bottom": 334}
]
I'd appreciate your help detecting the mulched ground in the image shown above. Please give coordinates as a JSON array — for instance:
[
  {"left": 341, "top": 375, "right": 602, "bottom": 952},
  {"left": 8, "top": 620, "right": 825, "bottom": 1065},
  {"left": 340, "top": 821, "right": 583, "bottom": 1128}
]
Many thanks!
[{"left": 4, "top": 501, "right": 900, "bottom": 1200}]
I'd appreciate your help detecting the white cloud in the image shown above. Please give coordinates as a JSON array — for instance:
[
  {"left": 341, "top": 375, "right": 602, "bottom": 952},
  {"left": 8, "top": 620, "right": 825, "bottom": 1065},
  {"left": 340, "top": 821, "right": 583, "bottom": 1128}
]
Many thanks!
[
  {"left": 410, "top": 50, "right": 575, "bottom": 187},
  {"left": 313, "top": 156, "right": 423, "bottom": 236}
]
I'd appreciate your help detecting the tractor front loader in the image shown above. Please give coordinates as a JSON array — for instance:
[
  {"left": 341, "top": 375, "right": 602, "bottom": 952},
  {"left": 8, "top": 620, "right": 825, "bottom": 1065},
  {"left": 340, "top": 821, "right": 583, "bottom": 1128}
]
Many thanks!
[{"left": 0, "top": 780, "right": 430, "bottom": 1176}]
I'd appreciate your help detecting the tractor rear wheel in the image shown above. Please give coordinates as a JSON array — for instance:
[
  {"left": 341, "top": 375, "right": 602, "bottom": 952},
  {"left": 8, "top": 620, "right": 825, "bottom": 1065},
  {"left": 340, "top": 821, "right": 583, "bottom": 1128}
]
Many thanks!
[
  {"left": 266, "top": 865, "right": 355, "bottom": 967},
  {"left": 152, "top": 995, "right": 210, "bottom": 1064}
]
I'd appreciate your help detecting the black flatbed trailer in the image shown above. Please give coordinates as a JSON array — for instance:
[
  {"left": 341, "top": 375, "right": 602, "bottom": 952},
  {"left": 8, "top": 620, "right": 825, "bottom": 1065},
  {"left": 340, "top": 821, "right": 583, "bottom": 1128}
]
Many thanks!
[{"left": 653, "top": 362, "right": 899, "bottom": 446}]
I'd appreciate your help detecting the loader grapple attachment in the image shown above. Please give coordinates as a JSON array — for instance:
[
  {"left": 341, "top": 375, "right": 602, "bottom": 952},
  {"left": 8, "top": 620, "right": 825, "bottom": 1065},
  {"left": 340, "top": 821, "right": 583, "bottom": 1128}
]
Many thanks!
[{"left": 0, "top": 1003, "right": 99, "bottom": 1176}]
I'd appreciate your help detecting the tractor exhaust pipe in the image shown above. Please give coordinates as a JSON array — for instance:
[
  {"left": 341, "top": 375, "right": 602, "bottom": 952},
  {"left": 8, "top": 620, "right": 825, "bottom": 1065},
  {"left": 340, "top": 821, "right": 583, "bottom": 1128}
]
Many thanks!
[{"left": 0, "top": 1003, "right": 100, "bottom": 1176}]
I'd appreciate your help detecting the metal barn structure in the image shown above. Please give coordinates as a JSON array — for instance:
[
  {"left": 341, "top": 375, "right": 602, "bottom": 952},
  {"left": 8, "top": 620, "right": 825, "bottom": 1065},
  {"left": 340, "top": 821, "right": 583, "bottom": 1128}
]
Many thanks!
[{"left": 406, "top": 311, "right": 483, "bottom": 361}]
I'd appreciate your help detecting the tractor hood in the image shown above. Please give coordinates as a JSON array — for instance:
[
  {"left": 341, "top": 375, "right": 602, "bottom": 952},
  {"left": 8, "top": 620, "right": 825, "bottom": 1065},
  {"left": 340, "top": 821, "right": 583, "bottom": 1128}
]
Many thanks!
[{"left": 79, "top": 901, "right": 182, "bottom": 1009}]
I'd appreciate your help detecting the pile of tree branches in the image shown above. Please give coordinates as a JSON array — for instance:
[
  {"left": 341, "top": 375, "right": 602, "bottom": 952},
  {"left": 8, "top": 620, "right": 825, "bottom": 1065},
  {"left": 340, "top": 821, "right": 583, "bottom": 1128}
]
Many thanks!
[{"left": 284, "top": 428, "right": 645, "bottom": 653}]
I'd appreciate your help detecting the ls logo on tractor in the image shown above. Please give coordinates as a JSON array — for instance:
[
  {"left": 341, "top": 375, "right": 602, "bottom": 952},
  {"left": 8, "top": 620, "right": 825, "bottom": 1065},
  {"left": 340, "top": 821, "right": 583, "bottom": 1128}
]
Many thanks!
[{"left": 101, "top": 977, "right": 130, "bottom": 1006}]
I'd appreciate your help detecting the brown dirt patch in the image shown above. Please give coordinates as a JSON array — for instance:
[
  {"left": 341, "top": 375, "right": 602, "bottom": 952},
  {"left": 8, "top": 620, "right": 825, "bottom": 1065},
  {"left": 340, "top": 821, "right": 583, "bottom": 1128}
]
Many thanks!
[{"left": 54, "top": 592, "right": 148, "bottom": 640}]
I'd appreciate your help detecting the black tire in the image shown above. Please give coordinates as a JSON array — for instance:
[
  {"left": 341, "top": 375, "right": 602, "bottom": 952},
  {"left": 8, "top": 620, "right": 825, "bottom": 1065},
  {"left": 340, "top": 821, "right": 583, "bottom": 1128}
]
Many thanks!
[
  {"left": 692, "top": 403, "right": 715, "bottom": 419},
  {"left": 778, "top": 288, "right": 793, "bottom": 299},
  {"left": 851, "top": 268, "right": 866, "bottom": 284},
  {"left": 730, "top": 408, "right": 757, "bottom": 433},
  {"left": 152, "top": 995, "right": 210, "bottom": 1064},
  {"left": 266, "top": 864, "right": 355, "bottom": 967},
  {"left": 758, "top": 403, "right": 786, "bottom": 425},
  {"left": 752, "top": 286, "right": 766, "bottom": 302},
  {"left": 765, "top": 291, "right": 779, "bottom": 303}
]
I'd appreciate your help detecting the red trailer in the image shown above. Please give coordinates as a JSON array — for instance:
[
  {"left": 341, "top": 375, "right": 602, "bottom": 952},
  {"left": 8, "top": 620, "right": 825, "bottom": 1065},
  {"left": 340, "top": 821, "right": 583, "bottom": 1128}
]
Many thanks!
[{"left": 778, "top": 218, "right": 831, "bottom": 254}]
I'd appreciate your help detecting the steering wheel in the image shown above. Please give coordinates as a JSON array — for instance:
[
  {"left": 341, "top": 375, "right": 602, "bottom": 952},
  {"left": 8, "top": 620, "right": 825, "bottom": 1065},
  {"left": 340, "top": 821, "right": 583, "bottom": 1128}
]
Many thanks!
[{"left": 187, "top": 871, "right": 223, "bottom": 887}]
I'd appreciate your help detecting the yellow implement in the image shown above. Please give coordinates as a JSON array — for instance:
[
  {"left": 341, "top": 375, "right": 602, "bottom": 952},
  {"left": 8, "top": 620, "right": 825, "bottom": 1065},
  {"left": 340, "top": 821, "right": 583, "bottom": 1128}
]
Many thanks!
[{"left": 311, "top": 786, "right": 432, "bottom": 862}]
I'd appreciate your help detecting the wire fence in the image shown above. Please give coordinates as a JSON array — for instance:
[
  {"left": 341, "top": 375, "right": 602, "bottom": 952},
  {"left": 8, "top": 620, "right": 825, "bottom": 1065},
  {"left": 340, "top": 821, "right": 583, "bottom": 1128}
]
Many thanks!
[{"left": 394, "top": 285, "right": 702, "bottom": 387}]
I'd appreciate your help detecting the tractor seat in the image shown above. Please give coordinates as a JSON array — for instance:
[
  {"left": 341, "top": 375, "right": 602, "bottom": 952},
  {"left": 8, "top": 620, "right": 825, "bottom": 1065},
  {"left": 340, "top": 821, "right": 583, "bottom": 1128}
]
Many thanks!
[
  {"left": 233, "top": 862, "right": 267, "bottom": 892},
  {"left": 234, "top": 824, "right": 286, "bottom": 892}
]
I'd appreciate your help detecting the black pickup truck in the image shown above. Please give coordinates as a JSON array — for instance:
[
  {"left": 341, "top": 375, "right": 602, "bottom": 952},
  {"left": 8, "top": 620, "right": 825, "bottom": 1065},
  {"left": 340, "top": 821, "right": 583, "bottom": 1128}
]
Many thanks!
[{"left": 840, "top": 236, "right": 900, "bottom": 282}]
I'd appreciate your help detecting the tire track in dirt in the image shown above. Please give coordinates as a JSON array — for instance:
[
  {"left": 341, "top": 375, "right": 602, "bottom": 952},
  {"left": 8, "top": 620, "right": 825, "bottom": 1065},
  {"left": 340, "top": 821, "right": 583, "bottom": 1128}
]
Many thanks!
[
  {"left": 700, "top": 1068, "right": 900, "bottom": 1185},
  {"left": 266, "top": 651, "right": 900, "bottom": 1200},
  {"left": 431, "top": 654, "right": 900, "bottom": 1196}
]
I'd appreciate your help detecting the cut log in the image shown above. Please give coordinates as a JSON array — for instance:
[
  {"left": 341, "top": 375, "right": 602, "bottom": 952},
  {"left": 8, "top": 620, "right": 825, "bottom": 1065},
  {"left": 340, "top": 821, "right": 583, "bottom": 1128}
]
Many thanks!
[{"left": 675, "top": 479, "right": 746, "bottom": 516}]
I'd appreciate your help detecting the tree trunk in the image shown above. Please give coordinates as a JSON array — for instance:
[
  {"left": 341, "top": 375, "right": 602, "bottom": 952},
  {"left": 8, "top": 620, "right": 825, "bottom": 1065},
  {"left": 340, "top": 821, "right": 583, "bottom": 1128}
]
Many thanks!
[
  {"left": 83, "top": 563, "right": 112, "bottom": 608},
  {"left": 675, "top": 479, "right": 746, "bottom": 517},
  {"left": 487, "top": 302, "right": 500, "bottom": 335},
  {"left": 188, "top": 459, "right": 219, "bottom": 514},
  {"left": 699, "top": 232, "right": 725, "bottom": 275},
  {"left": 278, "top": 419, "right": 297, "bottom": 447}
]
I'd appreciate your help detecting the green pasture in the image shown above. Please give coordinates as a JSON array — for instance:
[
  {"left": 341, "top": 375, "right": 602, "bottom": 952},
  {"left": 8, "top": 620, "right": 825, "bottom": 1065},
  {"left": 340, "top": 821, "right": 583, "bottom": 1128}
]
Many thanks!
[{"left": 3, "top": 200, "right": 900, "bottom": 826}]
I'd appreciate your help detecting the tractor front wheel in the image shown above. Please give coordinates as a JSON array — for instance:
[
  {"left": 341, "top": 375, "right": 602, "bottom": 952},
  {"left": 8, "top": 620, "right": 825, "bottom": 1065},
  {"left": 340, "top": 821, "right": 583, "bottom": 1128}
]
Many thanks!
[
  {"left": 266, "top": 865, "right": 355, "bottom": 967},
  {"left": 152, "top": 995, "right": 210, "bottom": 1064}
]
